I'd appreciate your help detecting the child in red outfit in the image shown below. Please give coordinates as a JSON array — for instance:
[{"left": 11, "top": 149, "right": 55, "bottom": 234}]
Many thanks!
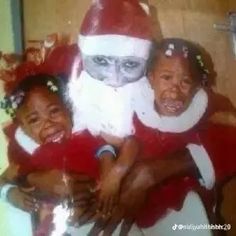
[
  {"left": 0, "top": 73, "right": 139, "bottom": 235},
  {"left": 134, "top": 38, "right": 217, "bottom": 228}
]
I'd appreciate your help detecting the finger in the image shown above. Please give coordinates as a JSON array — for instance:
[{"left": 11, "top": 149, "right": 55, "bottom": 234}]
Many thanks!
[
  {"left": 72, "top": 184, "right": 96, "bottom": 197},
  {"left": 24, "top": 196, "right": 39, "bottom": 211},
  {"left": 101, "top": 196, "right": 112, "bottom": 216},
  {"left": 78, "top": 204, "right": 98, "bottom": 226},
  {"left": 20, "top": 186, "right": 36, "bottom": 193},
  {"left": 103, "top": 220, "right": 121, "bottom": 236},
  {"left": 69, "top": 173, "right": 95, "bottom": 183},
  {"left": 24, "top": 199, "right": 38, "bottom": 211},
  {"left": 103, "top": 212, "right": 123, "bottom": 236},
  {"left": 98, "top": 198, "right": 104, "bottom": 214},
  {"left": 107, "top": 196, "right": 115, "bottom": 215},
  {"left": 68, "top": 207, "right": 87, "bottom": 224},
  {"left": 72, "top": 191, "right": 93, "bottom": 202},
  {"left": 73, "top": 200, "right": 90, "bottom": 208},
  {"left": 119, "top": 218, "right": 134, "bottom": 236},
  {"left": 88, "top": 217, "right": 108, "bottom": 236}
]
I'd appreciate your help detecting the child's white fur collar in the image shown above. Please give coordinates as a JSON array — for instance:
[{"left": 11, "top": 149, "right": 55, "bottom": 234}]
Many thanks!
[{"left": 135, "top": 88, "right": 208, "bottom": 133}]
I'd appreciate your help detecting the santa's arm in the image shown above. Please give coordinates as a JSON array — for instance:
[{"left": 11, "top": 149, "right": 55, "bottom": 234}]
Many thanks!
[
  {"left": 129, "top": 149, "right": 201, "bottom": 190},
  {"left": 98, "top": 136, "right": 139, "bottom": 180}
]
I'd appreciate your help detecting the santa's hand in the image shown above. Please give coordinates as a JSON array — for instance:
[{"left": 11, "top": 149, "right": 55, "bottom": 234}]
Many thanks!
[
  {"left": 89, "top": 162, "right": 152, "bottom": 235},
  {"left": 27, "top": 169, "right": 69, "bottom": 197},
  {"left": 7, "top": 186, "right": 39, "bottom": 212},
  {"left": 69, "top": 172, "right": 97, "bottom": 208},
  {"left": 27, "top": 169, "right": 97, "bottom": 199},
  {"left": 98, "top": 177, "right": 120, "bottom": 216}
]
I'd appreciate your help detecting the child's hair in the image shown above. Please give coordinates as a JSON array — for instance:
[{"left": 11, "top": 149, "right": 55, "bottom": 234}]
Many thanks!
[
  {"left": 148, "top": 38, "right": 210, "bottom": 86},
  {"left": 0, "top": 74, "right": 71, "bottom": 118}
]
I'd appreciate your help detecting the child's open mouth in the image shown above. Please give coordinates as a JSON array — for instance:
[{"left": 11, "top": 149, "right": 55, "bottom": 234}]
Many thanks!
[
  {"left": 44, "top": 130, "right": 66, "bottom": 144},
  {"left": 162, "top": 99, "right": 184, "bottom": 113}
]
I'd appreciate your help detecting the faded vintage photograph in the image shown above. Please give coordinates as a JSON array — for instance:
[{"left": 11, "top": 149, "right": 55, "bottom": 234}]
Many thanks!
[{"left": 0, "top": 1, "right": 236, "bottom": 235}]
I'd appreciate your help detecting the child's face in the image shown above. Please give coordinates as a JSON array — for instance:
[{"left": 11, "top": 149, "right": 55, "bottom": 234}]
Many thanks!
[
  {"left": 149, "top": 54, "right": 199, "bottom": 116},
  {"left": 16, "top": 87, "right": 72, "bottom": 144}
]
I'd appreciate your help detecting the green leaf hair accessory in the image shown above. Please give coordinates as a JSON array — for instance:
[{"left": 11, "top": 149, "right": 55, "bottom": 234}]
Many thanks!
[{"left": 0, "top": 90, "right": 25, "bottom": 118}]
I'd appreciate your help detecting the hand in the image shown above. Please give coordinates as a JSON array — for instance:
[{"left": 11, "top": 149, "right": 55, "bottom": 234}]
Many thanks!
[
  {"left": 7, "top": 186, "right": 39, "bottom": 212},
  {"left": 98, "top": 174, "right": 120, "bottom": 216},
  {"left": 2, "top": 163, "right": 20, "bottom": 182},
  {"left": 27, "top": 169, "right": 69, "bottom": 197},
  {"left": 27, "top": 169, "right": 97, "bottom": 199},
  {"left": 89, "top": 163, "right": 151, "bottom": 236},
  {"left": 69, "top": 202, "right": 99, "bottom": 226}
]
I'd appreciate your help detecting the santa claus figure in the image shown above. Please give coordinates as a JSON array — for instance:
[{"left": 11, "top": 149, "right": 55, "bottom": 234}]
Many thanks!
[{"left": 66, "top": 0, "right": 214, "bottom": 235}]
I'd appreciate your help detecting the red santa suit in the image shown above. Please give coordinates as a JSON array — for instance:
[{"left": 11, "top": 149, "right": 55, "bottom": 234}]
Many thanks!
[{"left": 65, "top": 0, "right": 216, "bottom": 235}]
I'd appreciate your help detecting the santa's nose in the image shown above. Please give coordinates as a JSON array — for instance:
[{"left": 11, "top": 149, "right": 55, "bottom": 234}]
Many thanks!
[{"left": 108, "top": 64, "right": 123, "bottom": 87}]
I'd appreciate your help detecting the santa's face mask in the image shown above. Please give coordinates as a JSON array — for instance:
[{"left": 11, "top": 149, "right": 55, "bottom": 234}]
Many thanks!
[{"left": 82, "top": 54, "right": 147, "bottom": 87}]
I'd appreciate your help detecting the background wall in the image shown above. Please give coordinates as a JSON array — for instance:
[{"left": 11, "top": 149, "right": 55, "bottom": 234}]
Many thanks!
[
  {"left": 0, "top": 1, "right": 16, "bottom": 235},
  {"left": 0, "top": 0, "right": 14, "bottom": 53}
]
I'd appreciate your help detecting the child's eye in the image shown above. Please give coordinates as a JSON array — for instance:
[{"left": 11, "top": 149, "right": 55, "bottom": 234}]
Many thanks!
[
  {"left": 182, "top": 77, "right": 193, "bottom": 85},
  {"left": 160, "top": 74, "right": 172, "bottom": 80},
  {"left": 27, "top": 117, "right": 39, "bottom": 125},
  {"left": 49, "top": 106, "right": 61, "bottom": 115}
]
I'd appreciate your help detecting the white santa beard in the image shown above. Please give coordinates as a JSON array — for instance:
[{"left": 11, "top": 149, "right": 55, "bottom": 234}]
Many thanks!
[{"left": 69, "top": 70, "right": 152, "bottom": 137}]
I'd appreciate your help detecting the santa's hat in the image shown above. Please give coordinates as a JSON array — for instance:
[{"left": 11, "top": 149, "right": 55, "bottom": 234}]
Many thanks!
[{"left": 79, "top": 0, "right": 153, "bottom": 59}]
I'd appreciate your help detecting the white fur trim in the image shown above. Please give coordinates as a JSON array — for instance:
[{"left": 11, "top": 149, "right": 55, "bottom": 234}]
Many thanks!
[
  {"left": 135, "top": 88, "right": 208, "bottom": 133},
  {"left": 187, "top": 143, "right": 215, "bottom": 190},
  {"left": 0, "top": 184, "right": 16, "bottom": 202},
  {"left": 15, "top": 127, "right": 39, "bottom": 155},
  {"left": 139, "top": 2, "right": 150, "bottom": 15},
  {"left": 79, "top": 35, "right": 152, "bottom": 59}
]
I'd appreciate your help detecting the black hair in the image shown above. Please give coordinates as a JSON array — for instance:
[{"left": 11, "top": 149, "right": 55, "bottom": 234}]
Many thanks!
[
  {"left": 0, "top": 74, "right": 72, "bottom": 118},
  {"left": 148, "top": 38, "right": 210, "bottom": 86}
]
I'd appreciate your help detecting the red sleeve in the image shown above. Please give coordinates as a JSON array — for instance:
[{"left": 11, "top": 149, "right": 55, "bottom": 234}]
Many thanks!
[{"left": 32, "top": 130, "right": 103, "bottom": 179}]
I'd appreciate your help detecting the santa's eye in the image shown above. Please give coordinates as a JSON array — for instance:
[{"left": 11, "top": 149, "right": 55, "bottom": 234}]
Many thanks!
[
  {"left": 93, "top": 56, "right": 109, "bottom": 66},
  {"left": 122, "top": 60, "right": 139, "bottom": 69}
]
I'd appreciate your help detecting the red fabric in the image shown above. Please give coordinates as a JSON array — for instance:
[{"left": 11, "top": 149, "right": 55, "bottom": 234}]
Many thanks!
[
  {"left": 134, "top": 117, "right": 236, "bottom": 227},
  {"left": 80, "top": 0, "right": 152, "bottom": 39},
  {"left": 4, "top": 44, "right": 79, "bottom": 94},
  {"left": 31, "top": 131, "right": 103, "bottom": 179},
  {"left": 6, "top": 125, "right": 104, "bottom": 180},
  {"left": 133, "top": 116, "right": 201, "bottom": 227}
]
